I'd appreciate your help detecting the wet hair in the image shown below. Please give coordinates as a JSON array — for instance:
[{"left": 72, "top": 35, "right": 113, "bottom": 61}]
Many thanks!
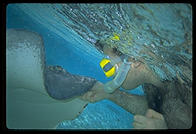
[
  {"left": 112, "top": 47, "right": 123, "bottom": 56},
  {"left": 95, "top": 40, "right": 104, "bottom": 52},
  {"left": 95, "top": 40, "right": 123, "bottom": 56}
]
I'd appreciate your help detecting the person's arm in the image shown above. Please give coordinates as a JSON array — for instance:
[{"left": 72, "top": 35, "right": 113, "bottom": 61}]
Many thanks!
[
  {"left": 108, "top": 90, "right": 149, "bottom": 115},
  {"left": 80, "top": 82, "right": 149, "bottom": 115}
]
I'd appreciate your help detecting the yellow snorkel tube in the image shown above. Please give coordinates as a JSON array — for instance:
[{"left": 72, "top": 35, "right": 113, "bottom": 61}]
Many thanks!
[{"left": 100, "top": 58, "right": 116, "bottom": 77}]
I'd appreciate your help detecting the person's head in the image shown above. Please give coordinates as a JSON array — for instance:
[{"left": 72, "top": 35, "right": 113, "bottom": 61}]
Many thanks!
[
  {"left": 95, "top": 40, "right": 123, "bottom": 58},
  {"left": 95, "top": 40, "right": 143, "bottom": 65}
]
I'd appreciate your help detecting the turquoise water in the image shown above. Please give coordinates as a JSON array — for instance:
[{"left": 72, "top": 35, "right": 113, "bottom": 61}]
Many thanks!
[
  {"left": 6, "top": 3, "right": 192, "bottom": 129},
  {"left": 10, "top": 3, "right": 192, "bottom": 81},
  {"left": 7, "top": 4, "right": 144, "bottom": 129}
]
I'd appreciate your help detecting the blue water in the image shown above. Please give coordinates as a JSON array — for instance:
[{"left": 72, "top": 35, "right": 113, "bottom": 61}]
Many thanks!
[{"left": 7, "top": 4, "right": 145, "bottom": 129}]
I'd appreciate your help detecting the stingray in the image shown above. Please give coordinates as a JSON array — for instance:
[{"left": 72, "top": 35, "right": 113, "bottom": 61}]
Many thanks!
[{"left": 6, "top": 29, "right": 97, "bottom": 129}]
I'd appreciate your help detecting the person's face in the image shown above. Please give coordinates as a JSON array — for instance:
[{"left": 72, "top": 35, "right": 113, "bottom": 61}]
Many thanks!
[
  {"left": 100, "top": 43, "right": 142, "bottom": 68},
  {"left": 94, "top": 40, "right": 122, "bottom": 58}
]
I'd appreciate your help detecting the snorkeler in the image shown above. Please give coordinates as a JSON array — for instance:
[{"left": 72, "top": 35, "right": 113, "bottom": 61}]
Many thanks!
[{"left": 80, "top": 40, "right": 192, "bottom": 129}]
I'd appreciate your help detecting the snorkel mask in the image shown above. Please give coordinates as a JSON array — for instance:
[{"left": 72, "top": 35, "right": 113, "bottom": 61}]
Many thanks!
[{"left": 100, "top": 55, "right": 132, "bottom": 93}]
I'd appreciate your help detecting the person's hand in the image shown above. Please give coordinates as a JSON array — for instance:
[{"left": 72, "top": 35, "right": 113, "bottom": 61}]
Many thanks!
[
  {"left": 80, "top": 88, "right": 109, "bottom": 103},
  {"left": 133, "top": 109, "right": 167, "bottom": 129},
  {"left": 80, "top": 82, "right": 110, "bottom": 103}
]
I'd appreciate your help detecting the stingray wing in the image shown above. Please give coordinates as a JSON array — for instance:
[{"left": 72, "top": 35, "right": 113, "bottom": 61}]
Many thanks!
[
  {"left": 6, "top": 29, "right": 88, "bottom": 129},
  {"left": 7, "top": 87, "right": 88, "bottom": 129}
]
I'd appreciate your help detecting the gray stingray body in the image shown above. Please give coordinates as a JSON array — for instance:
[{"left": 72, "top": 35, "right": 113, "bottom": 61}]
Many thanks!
[
  {"left": 6, "top": 29, "right": 96, "bottom": 129},
  {"left": 44, "top": 66, "right": 97, "bottom": 100}
]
